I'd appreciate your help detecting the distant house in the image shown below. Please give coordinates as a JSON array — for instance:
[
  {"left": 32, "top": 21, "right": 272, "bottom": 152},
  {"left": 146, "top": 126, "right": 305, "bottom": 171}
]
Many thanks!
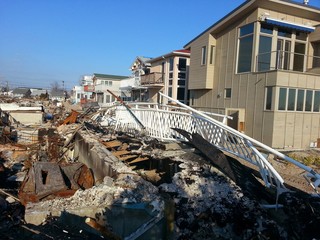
[
  {"left": 12, "top": 88, "right": 31, "bottom": 98},
  {"left": 92, "top": 73, "right": 131, "bottom": 107},
  {"left": 50, "top": 90, "right": 65, "bottom": 102},
  {"left": 30, "top": 88, "right": 48, "bottom": 98},
  {"left": 71, "top": 75, "right": 94, "bottom": 104},
  {"left": 130, "top": 56, "right": 152, "bottom": 101},
  {"left": 130, "top": 51, "right": 190, "bottom": 103}
]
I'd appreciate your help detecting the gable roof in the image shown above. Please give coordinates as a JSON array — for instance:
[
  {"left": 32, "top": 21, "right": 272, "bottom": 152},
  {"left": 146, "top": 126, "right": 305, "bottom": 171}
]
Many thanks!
[
  {"left": 130, "top": 56, "right": 153, "bottom": 69},
  {"left": 93, "top": 73, "right": 128, "bottom": 80},
  {"left": 184, "top": 0, "right": 320, "bottom": 48},
  {"left": 147, "top": 49, "right": 190, "bottom": 63}
]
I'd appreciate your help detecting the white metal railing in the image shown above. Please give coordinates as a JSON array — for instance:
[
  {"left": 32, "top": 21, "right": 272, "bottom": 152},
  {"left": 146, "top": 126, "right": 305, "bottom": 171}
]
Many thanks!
[
  {"left": 256, "top": 50, "right": 320, "bottom": 73},
  {"left": 101, "top": 93, "right": 320, "bottom": 201}
]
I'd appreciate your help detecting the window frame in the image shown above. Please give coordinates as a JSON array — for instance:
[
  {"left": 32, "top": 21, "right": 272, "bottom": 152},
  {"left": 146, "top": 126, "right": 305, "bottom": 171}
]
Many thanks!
[
  {"left": 201, "top": 46, "right": 207, "bottom": 65},
  {"left": 237, "top": 23, "right": 254, "bottom": 73}
]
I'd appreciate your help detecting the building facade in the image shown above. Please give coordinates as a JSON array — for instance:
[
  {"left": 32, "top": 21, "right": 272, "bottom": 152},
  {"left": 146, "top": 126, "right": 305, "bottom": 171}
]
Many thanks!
[
  {"left": 132, "top": 50, "right": 190, "bottom": 103},
  {"left": 184, "top": 0, "right": 320, "bottom": 149},
  {"left": 92, "top": 73, "right": 132, "bottom": 107},
  {"left": 130, "top": 56, "right": 152, "bottom": 101},
  {"left": 72, "top": 75, "right": 94, "bottom": 104}
]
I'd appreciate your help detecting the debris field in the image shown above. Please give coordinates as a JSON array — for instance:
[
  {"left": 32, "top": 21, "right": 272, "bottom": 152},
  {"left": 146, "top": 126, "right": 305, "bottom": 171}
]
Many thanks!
[{"left": 0, "top": 98, "right": 319, "bottom": 239}]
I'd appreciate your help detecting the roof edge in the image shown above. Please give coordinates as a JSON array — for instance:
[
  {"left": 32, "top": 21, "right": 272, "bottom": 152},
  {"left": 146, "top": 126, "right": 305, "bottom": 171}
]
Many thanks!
[{"left": 183, "top": 0, "right": 252, "bottom": 48}]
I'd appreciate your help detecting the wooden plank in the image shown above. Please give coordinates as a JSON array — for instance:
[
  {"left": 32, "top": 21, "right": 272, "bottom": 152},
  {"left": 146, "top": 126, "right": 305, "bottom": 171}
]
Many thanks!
[
  {"left": 112, "top": 150, "right": 131, "bottom": 157},
  {"left": 102, "top": 140, "right": 122, "bottom": 149},
  {"left": 118, "top": 155, "right": 138, "bottom": 161},
  {"left": 128, "top": 157, "right": 149, "bottom": 165}
]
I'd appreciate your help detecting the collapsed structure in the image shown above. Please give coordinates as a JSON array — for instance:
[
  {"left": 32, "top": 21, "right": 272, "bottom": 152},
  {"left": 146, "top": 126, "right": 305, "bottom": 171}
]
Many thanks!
[{"left": 0, "top": 95, "right": 319, "bottom": 239}]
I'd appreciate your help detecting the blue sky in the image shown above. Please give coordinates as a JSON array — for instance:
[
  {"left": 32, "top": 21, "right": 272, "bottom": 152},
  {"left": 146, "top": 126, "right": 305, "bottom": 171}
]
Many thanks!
[{"left": 1, "top": 0, "right": 320, "bottom": 90}]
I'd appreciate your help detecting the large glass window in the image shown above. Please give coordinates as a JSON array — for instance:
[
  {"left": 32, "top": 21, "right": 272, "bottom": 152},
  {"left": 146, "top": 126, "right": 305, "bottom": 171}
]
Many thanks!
[
  {"left": 178, "top": 80, "right": 185, "bottom": 86},
  {"left": 260, "top": 23, "right": 273, "bottom": 35},
  {"left": 297, "top": 89, "right": 305, "bottom": 111},
  {"left": 314, "top": 91, "right": 320, "bottom": 112},
  {"left": 178, "top": 72, "right": 186, "bottom": 79},
  {"left": 288, "top": 88, "right": 296, "bottom": 111},
  {"left": 293, "top": 42, "right": 306, "bottom": 72},
  {"left": 258, "top": 36, "right": 272, "bottom": 71},
  {"left": 278, "top": 88, "right": 287, "bottom": 110},
  {"left": 237, "top": 23, "right": 254, "bottom": 73},
  {"left": 169, "top": 58, "right": 174, "bottom": 71},
  {"left": 278, "top": 28, "right": 292, "bottom": 38},
  {"left": 265, "top": 86, "right": 273, "bottom": 110},
  {"left": 178, "top": 58, "right": 187, "bottom": 71},
  {"left": 257, "top": 23, "right": 308, "bottom": 73},
  {"left": 305, "top": 90, "right": 313, "bottom": 111}
]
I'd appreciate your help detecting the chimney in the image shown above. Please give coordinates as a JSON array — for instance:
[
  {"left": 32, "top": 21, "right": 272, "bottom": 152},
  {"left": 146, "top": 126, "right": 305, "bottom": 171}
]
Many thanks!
[{"left": 303, "top": 0, "right": 309, "bottom": 5}]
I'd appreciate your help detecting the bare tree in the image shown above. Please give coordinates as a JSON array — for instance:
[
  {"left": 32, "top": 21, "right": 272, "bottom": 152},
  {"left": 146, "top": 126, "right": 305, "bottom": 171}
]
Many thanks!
[{"left": 50, "top": 81, "right": 63, "bottom": 93}]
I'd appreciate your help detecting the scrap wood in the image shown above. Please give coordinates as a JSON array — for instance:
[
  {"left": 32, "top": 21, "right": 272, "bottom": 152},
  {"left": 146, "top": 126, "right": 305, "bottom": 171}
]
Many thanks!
[
  {"left": 0, "top": 188, "right": 20, "bottom": 202},
  {"left": 112, "top": 150, "right": 131, "bottom": 157},
  {"left": 118, "top": 154, "right": 138, "bottom": 161},
  {"left": 85, "top": 217, "right": 121, "bottom": 240},
  {"left": 64, "top": 124, "right": 84, "bottom": 148},
  {"left": 128, "top": 156, "right": 149, "bottom": 165},
  {"left": 102, "top": 140, "right": 122, "bottom": 149},
  {"left": 20, "top": 225, "right": 54, "bottom": 239},
  {"left": 61, "top": 110, "right": 80, "bottom": 125}
]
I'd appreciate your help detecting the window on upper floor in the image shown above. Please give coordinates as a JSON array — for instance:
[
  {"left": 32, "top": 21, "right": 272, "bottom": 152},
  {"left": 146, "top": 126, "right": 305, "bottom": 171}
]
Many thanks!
[
  {"left": 257, "top": 24, "right": 273, "bottom": 72},
  {"left": 178, "top": 72, "right": 186, "bottom": 79},
  {"left": 178, "top": 80, "right": 185, "bottom": 86},
  {"left": 209, "top": 45, "right": 215, "bottom": 65},
  {"left": 265, "top": 86, "right": 273, "bottom": 110},
  {"left": 169, "top": 58, "right": 174, "bottom": 71},
  {"left": 314, "top": 91, "right": 320, "bottom": 112},
  {"left": 178, "top": 58, "right": 187, "bottom": 71},
  {"left": 257, "top": 22, "right": 309, "bottom": 73},
  {"left": 201, "top": 46, "right": 207, "bottom": 65},
  {"left": 312, "top": 42, "right": 320, "bottom": 68},
  {"left": 237, "top": 23, "right": 254, "bottom": 73}
]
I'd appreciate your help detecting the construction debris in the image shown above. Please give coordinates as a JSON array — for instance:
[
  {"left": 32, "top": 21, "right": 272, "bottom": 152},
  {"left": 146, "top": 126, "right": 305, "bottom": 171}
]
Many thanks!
[
  {"left": 0, "top": 99, "right": 319, "bottom": 239},
  {"left": 19, "top": 162, "right": 94, "bottom": 205}
]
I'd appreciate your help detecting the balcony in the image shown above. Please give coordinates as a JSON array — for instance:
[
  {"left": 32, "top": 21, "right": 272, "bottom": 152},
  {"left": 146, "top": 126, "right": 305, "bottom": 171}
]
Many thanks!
[
  {"left": 256, "top": 50, "right": 320, "bottom": 74},
  {"left": 140, "top": 72, "right": 164, "bottom": 86}
]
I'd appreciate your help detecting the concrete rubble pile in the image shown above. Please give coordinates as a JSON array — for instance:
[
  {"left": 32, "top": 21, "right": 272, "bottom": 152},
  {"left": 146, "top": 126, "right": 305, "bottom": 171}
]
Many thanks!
[{"left": 0, "top": 100, "right": 320, "bottom": 239}]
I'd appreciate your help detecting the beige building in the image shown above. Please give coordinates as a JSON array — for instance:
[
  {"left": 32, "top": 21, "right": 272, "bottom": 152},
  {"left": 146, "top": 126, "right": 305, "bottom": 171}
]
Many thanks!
[
  {"left": 184, "top": 0, "right": 320, "bottom": 149},
  {"left": 92, "top": 73, "right": 132, "bottom": 107},
  {"left": 132, "top": 50, "right": 190, "bottom": 103}
]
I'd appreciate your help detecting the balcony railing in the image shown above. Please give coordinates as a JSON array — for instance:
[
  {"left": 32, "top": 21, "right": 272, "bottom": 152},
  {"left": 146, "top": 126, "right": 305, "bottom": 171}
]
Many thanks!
[
  {"left": 256, "top": 50, "right": 320, "bottom": 73},
  {"left": 140, "top": 72, "right": 164, "bottom": 86}
]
